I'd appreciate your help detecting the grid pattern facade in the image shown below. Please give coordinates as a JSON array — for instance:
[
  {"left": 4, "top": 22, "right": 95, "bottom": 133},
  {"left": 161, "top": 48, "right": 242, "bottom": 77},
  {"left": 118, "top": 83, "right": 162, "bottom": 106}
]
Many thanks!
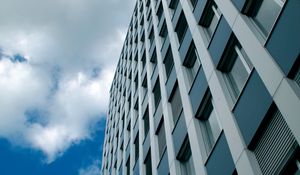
[{"left": 102, "top": 0, "right": 300, "bottom": 174}]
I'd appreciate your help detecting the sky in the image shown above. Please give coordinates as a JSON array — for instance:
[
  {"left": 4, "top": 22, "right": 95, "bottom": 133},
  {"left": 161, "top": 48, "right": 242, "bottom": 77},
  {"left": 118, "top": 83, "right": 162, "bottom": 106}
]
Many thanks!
[{"left": 0, "top": 0, "right": 134, "bottom": 174}]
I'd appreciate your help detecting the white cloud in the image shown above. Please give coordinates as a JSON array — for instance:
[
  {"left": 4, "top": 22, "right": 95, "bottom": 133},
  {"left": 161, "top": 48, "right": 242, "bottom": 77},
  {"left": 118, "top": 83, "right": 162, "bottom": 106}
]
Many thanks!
[
  {"left": 0, "top": 59, "right": 50, "bottom": 137},
  {"left": 0, "top": 0, "right": 134, "bottom": 163},
  {"left": 27, "top": 67, "right": 113, "bottom": 162},
  {"left": 79, "top": 160, "right": 101, "bottom": 175},
  {"left": 0, "top": 56, "right": 114, "bottom": 162}
]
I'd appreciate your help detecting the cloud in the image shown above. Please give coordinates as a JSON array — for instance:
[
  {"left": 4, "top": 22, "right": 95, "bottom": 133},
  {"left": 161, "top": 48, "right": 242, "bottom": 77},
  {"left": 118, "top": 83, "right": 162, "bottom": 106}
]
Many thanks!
[
  {"left": 0, "top": 55, "right": 114, "bottom": 162},
  {"left": 27, "top": 67, "right": 114, "bottom": 162},
  {"left": 79, "top": 160, "right": 101, "bottom": 175},
  {"left": 0, "top": 0, "right": 134, "bottom": 71},
  {"left": 0, "top": 59, "right": 51, "bottom": 137},
  {"left": 0, "top": 0, "right": 134, "bottom": 163}
]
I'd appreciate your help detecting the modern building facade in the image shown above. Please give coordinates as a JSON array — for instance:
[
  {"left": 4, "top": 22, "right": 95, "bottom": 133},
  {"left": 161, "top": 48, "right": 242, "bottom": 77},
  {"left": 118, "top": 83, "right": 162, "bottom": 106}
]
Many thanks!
[{"left": 101, "top": 0, "right": 300, "bottom": 174}]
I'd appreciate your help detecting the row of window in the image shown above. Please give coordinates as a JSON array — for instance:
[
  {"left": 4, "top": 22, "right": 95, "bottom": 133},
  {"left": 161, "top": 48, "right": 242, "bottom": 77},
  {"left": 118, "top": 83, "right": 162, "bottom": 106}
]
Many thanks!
[
  {"left": 103, "top": 0, "right": 299, "bottom": 173},
  {"left": 110, "top": 0, "right": 288, "bottom": 117},
  {"left": 141, "top": 95, "right": 300, "bottom": 175}
]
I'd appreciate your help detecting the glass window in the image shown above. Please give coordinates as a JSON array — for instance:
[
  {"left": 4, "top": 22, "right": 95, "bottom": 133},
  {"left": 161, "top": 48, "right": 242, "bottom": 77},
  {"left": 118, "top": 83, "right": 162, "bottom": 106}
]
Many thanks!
[
  {"left": 126, "top": 157, "right": 130, "bottom": 175},
  {"left": 146, "top": 0, "right": 150, "bottom": 7},
  {"left": 169, "top": 0, "right": 179, "bottom": 10},
  {"left": 163, "top": 47, "right": 174, "bottom": 79},
  {"left": 170, "top": 85, "right": 183, "bottom": 124},
  {"left": 153, "top": 79, "right": 161, "bottom": 109},
  {"left": 134, "top": 74, "right": 138, "bottom": 95},
  {"left": 142, "top": 75, "right": 148, "bottom": 102},
  {"left": 178, "top": 139, "right": 196, "bottom": 175},
  {"left": 149, "top": 28, "right": 154, "bottom": 46},
  {"left": 175, "top": 12, "right": 188, "bottom": 44},
  {"left": 157, "top": 2, "right": 163, "bottom": 22},
  {"left": 222, "top": 43, "right": 253, "bottom": 101},
  {"left": 189, "top": 0, "right": 198, "bottom": 9},
  {"left": 202, "top": 104, "right": 221, "bottom": 153},
  {"left": 252, "top": 0, "right": 285, "bottom": 37},
  {"left": 199, "top": 1, "right": 221, "bottom": 40},
  {"left": 128, "top": 94, "right": 131, "bottom": 111},
  {"left": 183, "top": 41, "right": 201, "bottom": 86},
  {"left": 119, "top": 161, "right": 123, "bottom": 175},
  {"left": 218, "top": 35, "right": 253, "bottom": 102},
  {"left": 133, "top": 100, "right": 138, "bottom": 126},
  {"left": 197, "top": 92, "right": 222, "bottom": 155},
  {"left": 293, "top": 60, "right": 300, "bottom": 86},
  {"left": 134, "top": 134, "right": 139, "bottom": 162},
  {"left": 159, "top": 21, "right": 168, "bottom": 47},
  {"left": 157, "top": 121, "right": 166, "bottom": 159},
  {"left": 120, "top": 140, "right": 124, "bottom": 151},
  {"left": 145, "top": 151, "right": 152, "bottom": 175},
  {"left": 143, "top": 108, "right": 150, "bottom": 138},
  {"left": 141, "top": 51, "right": 146, "bottom": 70},
  {"left": 147, "top": 9, "right": 152, "bottom": 22},
  {"left": 150, "top": 49, "right": 157, "bottom": 75}
]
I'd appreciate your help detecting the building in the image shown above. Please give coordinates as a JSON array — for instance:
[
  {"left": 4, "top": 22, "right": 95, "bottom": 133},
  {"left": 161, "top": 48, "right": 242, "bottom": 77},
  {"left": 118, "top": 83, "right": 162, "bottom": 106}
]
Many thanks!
[{"left": 101, "top": 0, "right": 300, "bottom": 174}]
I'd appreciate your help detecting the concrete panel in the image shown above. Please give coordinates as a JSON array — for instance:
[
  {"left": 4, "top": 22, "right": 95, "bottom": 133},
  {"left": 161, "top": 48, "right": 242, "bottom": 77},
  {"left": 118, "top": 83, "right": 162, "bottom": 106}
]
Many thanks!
[
  {"left": 133, "top": 158, "right": 140, "bottom": 175},
  {"left": 189, "top": 68, "right": 208, "bottom": 116},
  {"left": 193, "top": 0, "right": 208, "bottom": 23},
  {"left": 143, "top": 133, "right": 150, "bottom": 162},
  {"left": 179, "top": 28, "right": 193, "bottom": 64},
  {"left": 266, "top": 0, "right": 300, "bottom": 75},
  {"left": 125, "top": 143, "right": 130, "bottom": 163},
  {"left": 206, "top": 133, "right": 235, "bottom": 175},
  {"left": 142, "top": 96, "right": 148, "bottom": 116},
  {"left": 149, "top": 43, "right": 156, "bottom": 59},
  {"left": 172, "top": 112, "right": 187, "bottom": 157},
  {"left": 171, "top": 3, "right": 182, "bottom": 28},
  {"left": 166, "top": 67, "right": 177, "bottom": 99},
  {"left": 208, "top": 17, "right": 232, "bottom": 66},
  {"left": 157, "top": 150, "right": 169, "bottom": 175},
  {"left": 133, "top": 122, "right": 139, "bottom": 140},
  {"left": 233, "top": 70, "right": 273, "bottom": 146},
  {"left": 154, "top": 102, "right": 163, "bottom": 133},
  {"left": 151, "top": 67, "right": 159, "bottom": 90},
  {"left": 158, "top": 15, "right": 165, "bottom": 33},
  {"left": 161, "top": 37, "right": 170, "bottom": 59}
]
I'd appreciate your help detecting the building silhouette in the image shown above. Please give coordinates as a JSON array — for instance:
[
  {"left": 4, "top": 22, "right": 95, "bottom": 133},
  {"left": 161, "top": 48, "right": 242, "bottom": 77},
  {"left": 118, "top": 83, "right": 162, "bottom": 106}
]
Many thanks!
[{"left": 102, "top": 0, "right": 300, "bottom": 174}]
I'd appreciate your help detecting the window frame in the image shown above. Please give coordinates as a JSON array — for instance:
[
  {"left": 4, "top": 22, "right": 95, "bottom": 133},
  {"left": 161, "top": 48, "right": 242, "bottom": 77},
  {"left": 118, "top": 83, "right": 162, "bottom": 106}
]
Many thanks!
[
  {"left": 177, "top": 137, "right": 196, "bottom": 175},
  {"left": 189, "top": 0, "right": 198, "bottom": 10},
  {"left": 152, "top": 78, "right": 161, "bottom": 110},
  {"left": 243, "top": 0, "right": 286, "bottom": 39},
  {"left": 143, "top": 107, "right": 150, "bottom": 140},
  {"left": 163, "top": 46, "right": 175, "bottom": 80},
  {"left": 288, "top": 55, "right": 300, "bottom": 87},
  {"left": 156, "top": 2, "right": 164, "bottom": 22},
  {"left": 218, "top": 35, "right": 253, "bottom": 104},
  {"left": 159, "top": 21, "right": 168, "bottom": 48},
  {"left": 134, "top": 74, "right": 138, "bottom": 96},
  {"left": 134, "top": 134, "right": 139, "bottom": 164},
  {"left": 144, "top": 150, "right": 152, "bottom": 175},
  {"left": 183, "top": 41, "right": 201, "bottom": 88},
  {"left": 148, "top": 28, "right": 155, "bottom": 46},
  {"left": 169, "top": 83, "right": 183, "bottom": 125},
  {"left": 196, "top": 90, "right": 222, "bottom": 157},
  {"left": 175, "top": 11, "right": 188, "bottom": 45},
  {"left": 141, "top": 74, "right": 148, "bottom": 103},
  {"left": 156, "top": 120, "right": 167, "bottom": 160},
  {"left": 126, "top": 156, "right": 130, "bottom": 175},
  {"left": 199, "top": 0, "right": 221, "bottom": 42}
]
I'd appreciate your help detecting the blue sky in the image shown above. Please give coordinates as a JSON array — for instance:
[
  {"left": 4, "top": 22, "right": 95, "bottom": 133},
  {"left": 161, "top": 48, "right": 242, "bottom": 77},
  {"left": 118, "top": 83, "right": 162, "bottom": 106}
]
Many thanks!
[
  {"left": 0, "top": 119, "right": 105, "bottom": 175},
  {"left": 0, "top": 0, "right": 134, "bottom": 174}
]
